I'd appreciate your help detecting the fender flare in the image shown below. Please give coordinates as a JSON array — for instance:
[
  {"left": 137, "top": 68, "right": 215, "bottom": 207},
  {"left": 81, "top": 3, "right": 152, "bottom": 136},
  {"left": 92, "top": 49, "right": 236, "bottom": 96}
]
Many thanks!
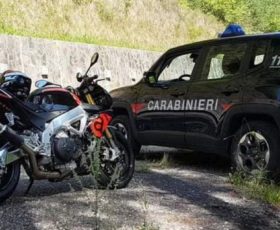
[
  {"left": 111, "top": 101, "right": 140, "bottom": 142},
  {"left": 220, "top": 103, "right": 280, "bottom": 139}
]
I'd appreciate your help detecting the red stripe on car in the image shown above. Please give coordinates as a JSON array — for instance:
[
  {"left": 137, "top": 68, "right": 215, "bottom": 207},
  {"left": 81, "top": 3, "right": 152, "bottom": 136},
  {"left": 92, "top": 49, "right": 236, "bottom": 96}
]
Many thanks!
[{"left": 131, "top": 103, "right": 145, "bottom": 114}]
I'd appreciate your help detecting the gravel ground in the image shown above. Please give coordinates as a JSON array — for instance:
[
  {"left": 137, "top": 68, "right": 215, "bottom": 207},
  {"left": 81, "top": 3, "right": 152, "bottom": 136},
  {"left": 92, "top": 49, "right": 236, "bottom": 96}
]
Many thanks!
[{"left": 0, "top": 147, "right": 280, "bottom": 230}]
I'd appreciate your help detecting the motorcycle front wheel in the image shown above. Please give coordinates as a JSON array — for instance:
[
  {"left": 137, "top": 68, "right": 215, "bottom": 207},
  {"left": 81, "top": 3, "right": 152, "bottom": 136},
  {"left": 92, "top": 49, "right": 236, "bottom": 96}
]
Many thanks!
[
  {"left": 92, "top": 129, "right": 134, "bottom": 189},
  {"left": 0, "top": 160, "right": 20, "bottom": 203}
]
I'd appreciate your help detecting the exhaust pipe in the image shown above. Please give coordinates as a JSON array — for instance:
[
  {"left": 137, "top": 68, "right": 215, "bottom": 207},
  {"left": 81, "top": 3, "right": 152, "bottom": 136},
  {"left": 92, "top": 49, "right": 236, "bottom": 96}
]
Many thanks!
[{"left": 0, "top": 124, "right": 61, "bottom": 179}]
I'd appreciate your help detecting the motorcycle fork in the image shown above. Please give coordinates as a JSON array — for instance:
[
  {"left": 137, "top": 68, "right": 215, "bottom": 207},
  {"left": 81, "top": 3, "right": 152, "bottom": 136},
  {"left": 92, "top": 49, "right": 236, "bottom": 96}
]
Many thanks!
[{"left": 85, "top": 94, "right": 95, "bottom": 104}]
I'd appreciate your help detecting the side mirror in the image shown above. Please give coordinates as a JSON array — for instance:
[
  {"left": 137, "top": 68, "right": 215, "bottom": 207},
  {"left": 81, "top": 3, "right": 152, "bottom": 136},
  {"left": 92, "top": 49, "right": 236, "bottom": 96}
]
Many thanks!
[
  {"left": 35, "top": 80, "right": 48, "bottom": 88},
  {"left": 84, "top": 53, "right": 99, "bottom": 77},
  {"left": 144, "top": 71, "right": 157, "bottom": 85},
  {"left": 90, "top": 53, "right": 99, "bottom": 67}
]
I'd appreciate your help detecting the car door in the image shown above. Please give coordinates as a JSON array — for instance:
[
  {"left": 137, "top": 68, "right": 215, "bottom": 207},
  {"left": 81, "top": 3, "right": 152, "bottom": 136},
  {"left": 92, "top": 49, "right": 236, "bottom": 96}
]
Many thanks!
[
  {"left": 242, "top": 39, "right": 274, "bottom": 104},
  {"left": 136, "top": 49, "right": 201, "bottom": 147},
  {"left": 186, "top": 41, "right": 250, "bottom": 149}
]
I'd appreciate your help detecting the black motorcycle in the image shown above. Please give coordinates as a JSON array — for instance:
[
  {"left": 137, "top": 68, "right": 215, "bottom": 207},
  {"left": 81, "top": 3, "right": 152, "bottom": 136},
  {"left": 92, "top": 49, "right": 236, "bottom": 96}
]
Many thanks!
[{"left": 0, "top": 53, "right": 134, "bottom": 203}]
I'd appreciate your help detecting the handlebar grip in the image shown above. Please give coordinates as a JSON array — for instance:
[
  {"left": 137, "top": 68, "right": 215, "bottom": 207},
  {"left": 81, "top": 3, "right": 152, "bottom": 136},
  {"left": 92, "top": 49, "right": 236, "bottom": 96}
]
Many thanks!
[{"left": 77, "top": 75, "right": 84, "bottom": 82}]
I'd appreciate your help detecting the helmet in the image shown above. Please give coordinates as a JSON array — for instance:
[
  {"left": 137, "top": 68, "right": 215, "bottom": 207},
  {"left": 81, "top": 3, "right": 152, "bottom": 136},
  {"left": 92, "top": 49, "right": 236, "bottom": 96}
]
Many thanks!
[{"left": 0, "top": 70, "right": 32, "bottom": 101}]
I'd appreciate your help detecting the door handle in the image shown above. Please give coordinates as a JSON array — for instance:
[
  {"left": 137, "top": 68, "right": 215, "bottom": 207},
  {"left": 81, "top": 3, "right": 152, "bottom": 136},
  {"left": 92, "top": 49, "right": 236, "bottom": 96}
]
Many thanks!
[
  {"left": 170, "top": 92, "right": 185, "bottom": 97},
  {"left": 221, "top": 89, "right": 239, "bottom": 96}
]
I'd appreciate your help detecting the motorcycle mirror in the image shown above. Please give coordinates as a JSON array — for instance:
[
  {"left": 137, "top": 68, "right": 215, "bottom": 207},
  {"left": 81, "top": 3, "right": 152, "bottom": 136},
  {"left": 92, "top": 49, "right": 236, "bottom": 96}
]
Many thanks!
[
  {"left": 35, "top": 80, "right": 48, "bottom": 88},
  {"left": 90, "top": 52, "right": 99, "bottom": 67},
  {"left": 84, "top": 53, "right": 99, "bottom": 77}
]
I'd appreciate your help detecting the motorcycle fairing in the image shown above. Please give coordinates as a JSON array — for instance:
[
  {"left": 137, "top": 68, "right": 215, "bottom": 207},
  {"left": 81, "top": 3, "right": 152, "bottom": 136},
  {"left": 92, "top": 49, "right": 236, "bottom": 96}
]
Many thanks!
[
  {"left": 0, "top": 88, "right": 89, "bottom": 157},
  {"left": 41, "top": 105, "right": 88, "bottom": 156}
]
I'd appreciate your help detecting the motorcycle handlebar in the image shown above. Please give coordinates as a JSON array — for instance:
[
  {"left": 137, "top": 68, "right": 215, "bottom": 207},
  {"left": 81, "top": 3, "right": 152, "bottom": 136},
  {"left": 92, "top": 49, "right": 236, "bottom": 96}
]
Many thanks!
[{"left": 76, "top": 74, "right": 98, "bottom": 83}]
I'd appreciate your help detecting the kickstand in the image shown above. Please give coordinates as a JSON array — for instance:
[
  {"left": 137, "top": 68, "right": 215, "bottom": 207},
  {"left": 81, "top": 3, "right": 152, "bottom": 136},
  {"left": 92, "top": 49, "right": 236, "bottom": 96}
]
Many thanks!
[{"left": 25, "top": 178, "right": 34, "bottom": 195}]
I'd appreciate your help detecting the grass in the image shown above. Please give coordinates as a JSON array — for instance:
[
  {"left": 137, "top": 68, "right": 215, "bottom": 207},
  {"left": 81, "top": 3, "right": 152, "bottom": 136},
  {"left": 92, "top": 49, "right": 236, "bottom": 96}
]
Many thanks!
[
  {"left": 0, "top": 0, "right": 224, "bottom": 51},
  {"left": 229, "top": 170, "right": 280, "bottom": 206}
]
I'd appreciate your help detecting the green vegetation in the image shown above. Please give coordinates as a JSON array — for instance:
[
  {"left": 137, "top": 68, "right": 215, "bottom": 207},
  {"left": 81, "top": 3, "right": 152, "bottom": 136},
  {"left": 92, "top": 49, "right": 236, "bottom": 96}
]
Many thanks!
[
  {"left": 0, "top": 0, "right": 223, "bottom": 51},
  {"left": 229, "top": 171, "right": 280, "bottom": 206},
  {"left": 1, "top": 0, "right": 279, "bottom": 50},
  {"left": 188, "top": 0, "right": 280, "bottom": 32}
]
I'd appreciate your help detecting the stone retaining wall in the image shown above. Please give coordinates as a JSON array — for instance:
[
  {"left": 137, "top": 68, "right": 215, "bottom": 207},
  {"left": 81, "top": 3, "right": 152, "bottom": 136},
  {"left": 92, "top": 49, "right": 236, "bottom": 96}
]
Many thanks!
[{"left": 0, "top": 34, "right": 161, "bottom": 90}]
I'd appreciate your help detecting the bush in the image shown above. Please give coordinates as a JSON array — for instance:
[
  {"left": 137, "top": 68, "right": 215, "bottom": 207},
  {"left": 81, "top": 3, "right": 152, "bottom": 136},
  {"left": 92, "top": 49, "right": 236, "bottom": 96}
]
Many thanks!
[
  {"left": 247, "top": 0, "right": 280, "bottom": 32},
  {"left": 188, "top": 0, "right": 249, "bottom": 25},
  {"left": 187, "top": 0, "right": 280, "bottom": 32}
]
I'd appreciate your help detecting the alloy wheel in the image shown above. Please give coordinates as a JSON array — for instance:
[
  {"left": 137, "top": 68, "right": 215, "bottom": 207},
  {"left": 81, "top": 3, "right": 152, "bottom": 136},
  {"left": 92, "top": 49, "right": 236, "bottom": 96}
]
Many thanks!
[{"left": 236, "top": 131, "right": 270, "bottom": 171}]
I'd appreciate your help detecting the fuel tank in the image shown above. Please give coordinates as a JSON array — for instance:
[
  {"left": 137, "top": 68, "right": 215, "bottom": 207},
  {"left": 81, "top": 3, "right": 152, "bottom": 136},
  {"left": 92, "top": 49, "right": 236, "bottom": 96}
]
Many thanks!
[{"left": 0, "top": 87, "right": 79, "bottom": 130}]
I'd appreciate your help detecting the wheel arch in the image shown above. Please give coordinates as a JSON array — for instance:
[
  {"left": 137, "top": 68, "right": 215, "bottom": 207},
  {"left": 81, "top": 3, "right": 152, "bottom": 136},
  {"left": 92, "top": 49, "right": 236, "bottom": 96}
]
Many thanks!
[
  {"left": 220, "top": 104, "right": 280, "bottom": 152},
  {"left": 111, "top": 101, "right": 139, "bottom": 142}
]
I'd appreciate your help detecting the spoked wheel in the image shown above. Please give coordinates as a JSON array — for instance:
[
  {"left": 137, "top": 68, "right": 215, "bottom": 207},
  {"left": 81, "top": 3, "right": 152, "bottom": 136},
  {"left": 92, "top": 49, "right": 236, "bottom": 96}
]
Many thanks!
[
  {"left": 0, "top": 161, "right": 20, "bottom": 203},
  {"left": 231, "top": 121, "right": 280, "bottom": 176},
  {"left": 92, "top": 130, "right": 134, "bottom": 189}
]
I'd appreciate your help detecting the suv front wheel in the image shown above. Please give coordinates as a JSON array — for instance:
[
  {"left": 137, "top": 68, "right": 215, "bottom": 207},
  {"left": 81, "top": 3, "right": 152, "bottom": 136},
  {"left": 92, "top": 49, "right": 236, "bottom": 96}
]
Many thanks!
[
  {"left": 111, "top": 115, "right": 141, "bottom": 156},
  {"left": 231, "top": 121, "right": 280, "bottom": 176}
]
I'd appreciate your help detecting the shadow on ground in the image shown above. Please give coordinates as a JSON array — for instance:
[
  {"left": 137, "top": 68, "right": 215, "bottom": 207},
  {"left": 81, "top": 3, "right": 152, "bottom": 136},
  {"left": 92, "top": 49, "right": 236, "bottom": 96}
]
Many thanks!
[
  {"left": 0, "top": 148, "right": 279, "bottom": 229},
  {"left": 141, "top": 146, "right": 231, "bottom": 173},
  {"left": 140, "top": 169, "right": 280, "bottom": 230}
]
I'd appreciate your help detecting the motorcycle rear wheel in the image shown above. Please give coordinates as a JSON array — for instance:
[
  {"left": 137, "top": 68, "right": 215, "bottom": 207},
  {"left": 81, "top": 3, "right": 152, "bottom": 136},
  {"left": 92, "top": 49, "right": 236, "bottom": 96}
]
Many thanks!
[{"left": 92, "top": 130, "right": 134, "bottom": 189}]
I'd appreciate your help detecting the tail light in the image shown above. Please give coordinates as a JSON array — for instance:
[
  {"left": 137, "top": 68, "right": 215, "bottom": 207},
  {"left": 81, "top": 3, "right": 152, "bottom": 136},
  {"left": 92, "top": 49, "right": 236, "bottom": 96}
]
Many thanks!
[{"left": 90, "top": 113, "right": 112, "bottom": 138}]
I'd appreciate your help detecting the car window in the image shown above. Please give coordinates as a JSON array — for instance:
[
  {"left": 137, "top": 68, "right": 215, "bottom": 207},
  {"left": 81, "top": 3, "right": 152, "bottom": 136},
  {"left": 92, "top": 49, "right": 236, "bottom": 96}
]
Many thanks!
[
  {"left": 158, "top": 52, "right": 199, "bottom": 82},
  {"left": 201, "top": 43, "right": 247, "bottom": 80},
  {"left": 269, "top": 39, "right": 280, "bottom": 70},
  {"left": 249, "top": 41, "right": 267, "bottom": 69}
]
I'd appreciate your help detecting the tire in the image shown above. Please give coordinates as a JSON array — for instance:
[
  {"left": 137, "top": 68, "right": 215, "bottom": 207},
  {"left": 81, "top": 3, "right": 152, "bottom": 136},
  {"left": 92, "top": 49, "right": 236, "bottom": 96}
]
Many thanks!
[
  {"left": 111, "top": 115, "right": 141, "bottom": 156},
  {"left": 0, "top": 160, "right": 20, "bottom": 203},
  {"left": 230, "top": 120, "right": 280, "bottom": 175},
  {"left": 93, "top": 130, "right": 135, "bottom": 189}
]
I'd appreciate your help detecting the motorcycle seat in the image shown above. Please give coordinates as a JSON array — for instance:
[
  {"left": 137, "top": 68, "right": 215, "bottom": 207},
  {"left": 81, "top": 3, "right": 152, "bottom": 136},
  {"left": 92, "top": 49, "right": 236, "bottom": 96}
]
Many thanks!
[{"left": 23, "top": 101, "right": 46, "bottom": 112}]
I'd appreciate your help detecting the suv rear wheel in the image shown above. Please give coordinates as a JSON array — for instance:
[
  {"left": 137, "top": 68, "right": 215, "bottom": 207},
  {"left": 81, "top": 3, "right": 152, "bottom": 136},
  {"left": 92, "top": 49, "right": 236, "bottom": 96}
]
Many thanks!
[
  {"left": 231, "top": 121, "right": 280, "bottom": 176},
  {"left": 111, "top": 115, "right": 141, "bottom": 156}
]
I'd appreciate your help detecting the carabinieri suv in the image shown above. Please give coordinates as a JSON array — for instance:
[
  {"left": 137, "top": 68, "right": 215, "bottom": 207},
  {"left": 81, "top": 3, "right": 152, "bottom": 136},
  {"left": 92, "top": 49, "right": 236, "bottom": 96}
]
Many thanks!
[{"left": 111, "top": 26, "right": 280, "bottom": 175}]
